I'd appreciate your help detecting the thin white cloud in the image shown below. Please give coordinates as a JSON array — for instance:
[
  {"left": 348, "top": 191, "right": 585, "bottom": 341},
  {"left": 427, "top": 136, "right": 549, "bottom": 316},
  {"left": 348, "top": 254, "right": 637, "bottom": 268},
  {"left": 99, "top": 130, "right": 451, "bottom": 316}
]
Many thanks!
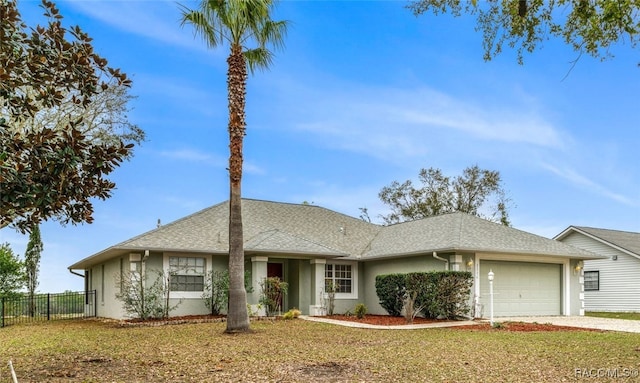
[
  {"left": 269, "top": 79, "right": 567, "bottom": 163},
  {"left": 159, "top": 148, "right": 265, "bottom": 175},
  {"left": 244, "top": 162, "right": 267, "bottom": 176},
  {"left": 134, "top": 75, "right": 224, "bottom": 116},
  {"left": 67, "top": 1, "right": 218, "bottom": 54},
  {"left": 160, "top": 148, "right": 225, "bottom": 167},
  {"left": 291, "top": 183, "right": 388, "bottom": 223},
  {"left": 541, "top": 162, "right": 637, "bottom": 206},
  {"left": 394, "top": 88, "right": 564, "bottom": 148}
]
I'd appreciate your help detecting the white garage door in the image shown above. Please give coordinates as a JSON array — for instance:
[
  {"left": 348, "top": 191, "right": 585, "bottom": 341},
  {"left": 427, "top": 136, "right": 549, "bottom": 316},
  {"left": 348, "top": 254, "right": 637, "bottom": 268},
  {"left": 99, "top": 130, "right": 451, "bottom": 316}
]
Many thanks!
[{"left": 479, "top": 261, "right": 562, "bottom": 316}]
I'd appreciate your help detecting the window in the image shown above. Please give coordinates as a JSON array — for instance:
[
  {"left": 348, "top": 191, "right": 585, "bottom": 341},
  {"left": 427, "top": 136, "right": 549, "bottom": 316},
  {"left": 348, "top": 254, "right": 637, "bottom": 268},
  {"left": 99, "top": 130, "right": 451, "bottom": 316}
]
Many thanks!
[
  {"left": 584, "top": 271, "right": 599, "bottom": 291},
  {"left": 325, "top": 263, "right": 353, "bottom": 294},
  {"left": 169, "top": 257, "right": 206, "bottom": 292}
]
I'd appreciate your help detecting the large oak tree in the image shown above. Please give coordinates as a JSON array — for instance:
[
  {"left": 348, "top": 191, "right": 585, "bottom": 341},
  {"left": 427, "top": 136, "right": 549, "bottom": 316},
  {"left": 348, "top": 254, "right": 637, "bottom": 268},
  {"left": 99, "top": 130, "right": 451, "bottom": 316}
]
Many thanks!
[
  {"left": 409, "top": 0, "right": 640, "bottom": 64},
  {"left": 378, "top": 165, "right": 512, "bottom": 225},
  {"left": 1, "top": 1, "right": 138, "bottom": 233}
]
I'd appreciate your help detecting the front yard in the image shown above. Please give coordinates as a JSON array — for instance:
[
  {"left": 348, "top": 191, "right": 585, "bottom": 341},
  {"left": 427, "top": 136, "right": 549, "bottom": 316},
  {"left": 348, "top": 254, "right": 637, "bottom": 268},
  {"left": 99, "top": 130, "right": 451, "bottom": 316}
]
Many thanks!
[
  {"left": 1, "top": 318, "right": 640, "bottom": 382},
  {"left": 587, "top": 311, "right": 640, "bottom": 321}
]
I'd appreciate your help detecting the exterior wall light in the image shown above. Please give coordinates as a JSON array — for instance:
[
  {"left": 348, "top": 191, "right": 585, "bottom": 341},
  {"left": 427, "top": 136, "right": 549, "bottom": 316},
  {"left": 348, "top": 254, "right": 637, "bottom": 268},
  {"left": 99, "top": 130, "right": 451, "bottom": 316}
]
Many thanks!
[{"left": 574, "top": 260, "right": 584, "bottom": 275}]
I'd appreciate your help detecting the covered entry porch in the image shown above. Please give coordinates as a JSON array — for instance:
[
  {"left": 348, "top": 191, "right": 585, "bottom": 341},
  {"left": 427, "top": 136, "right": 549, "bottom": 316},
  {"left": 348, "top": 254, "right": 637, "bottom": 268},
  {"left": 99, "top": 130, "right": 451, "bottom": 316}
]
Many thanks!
[{"left": 248, "top": 256, "right": 331, "bottom": 316}]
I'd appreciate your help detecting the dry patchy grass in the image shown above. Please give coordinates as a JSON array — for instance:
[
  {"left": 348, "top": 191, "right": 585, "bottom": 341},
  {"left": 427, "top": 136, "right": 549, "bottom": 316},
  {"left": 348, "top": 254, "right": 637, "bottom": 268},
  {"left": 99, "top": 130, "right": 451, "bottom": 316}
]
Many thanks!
[
  {"left": 587, "top": 311, "right": 640, "bottom": 321},
  {"left": 1, "top": 318, "right": 640, "bottom": 382}
]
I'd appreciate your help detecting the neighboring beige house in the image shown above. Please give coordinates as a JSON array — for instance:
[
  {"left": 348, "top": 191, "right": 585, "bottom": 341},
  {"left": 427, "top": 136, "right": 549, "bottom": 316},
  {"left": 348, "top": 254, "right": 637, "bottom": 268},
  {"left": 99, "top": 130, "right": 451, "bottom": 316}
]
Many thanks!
[
  {"left": 555, "top": 226, "right": 640, "bottom": 312},
  {"left": 69, "top": 199, "right": 601, "bottom": 319}
]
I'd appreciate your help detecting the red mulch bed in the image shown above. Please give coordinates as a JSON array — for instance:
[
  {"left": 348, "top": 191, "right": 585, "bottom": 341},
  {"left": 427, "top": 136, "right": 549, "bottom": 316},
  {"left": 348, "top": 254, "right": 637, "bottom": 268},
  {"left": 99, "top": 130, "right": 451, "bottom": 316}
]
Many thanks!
[{"left": 319, "top": 315, "right": 601, "bottom": 332}]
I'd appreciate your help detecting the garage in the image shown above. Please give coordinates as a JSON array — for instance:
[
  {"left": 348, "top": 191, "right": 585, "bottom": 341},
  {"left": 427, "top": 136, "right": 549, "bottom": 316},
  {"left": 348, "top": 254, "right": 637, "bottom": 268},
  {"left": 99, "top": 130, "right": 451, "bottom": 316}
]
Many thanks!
[{"left": 479, "top": 260, "right": 562, "bottom": 316}]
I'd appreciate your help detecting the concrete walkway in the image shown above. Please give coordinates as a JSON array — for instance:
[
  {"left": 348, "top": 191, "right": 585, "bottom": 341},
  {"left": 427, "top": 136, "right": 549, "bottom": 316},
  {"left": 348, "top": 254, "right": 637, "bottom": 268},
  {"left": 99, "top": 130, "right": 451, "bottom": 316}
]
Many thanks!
[
  {"left": 300, "top": 315, "right": 477, "bottom": 330},
  {"left": 301, "top": 315, "right": 640, "bottom": 333}
]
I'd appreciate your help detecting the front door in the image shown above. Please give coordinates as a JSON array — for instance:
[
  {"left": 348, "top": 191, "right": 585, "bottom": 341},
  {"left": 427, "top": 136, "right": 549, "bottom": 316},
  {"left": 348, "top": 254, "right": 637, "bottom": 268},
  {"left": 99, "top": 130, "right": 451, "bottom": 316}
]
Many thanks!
[{"left": 267, "top": 263, "right": 283, "bottom": 279}]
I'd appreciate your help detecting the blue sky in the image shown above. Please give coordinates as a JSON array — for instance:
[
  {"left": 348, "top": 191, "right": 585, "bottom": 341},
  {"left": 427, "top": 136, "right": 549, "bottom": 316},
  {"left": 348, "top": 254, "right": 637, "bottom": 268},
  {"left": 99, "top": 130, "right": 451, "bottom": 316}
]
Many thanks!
[{"left": 2, "top": 0, "right": 638, "bottom": 293}]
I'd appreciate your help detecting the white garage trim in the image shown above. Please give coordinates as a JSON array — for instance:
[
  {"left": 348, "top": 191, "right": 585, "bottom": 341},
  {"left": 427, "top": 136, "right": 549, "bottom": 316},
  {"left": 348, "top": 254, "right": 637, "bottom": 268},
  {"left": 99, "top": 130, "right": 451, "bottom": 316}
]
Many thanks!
[{"left": 474, "top": 253, "right": 570, "bottom": 316}]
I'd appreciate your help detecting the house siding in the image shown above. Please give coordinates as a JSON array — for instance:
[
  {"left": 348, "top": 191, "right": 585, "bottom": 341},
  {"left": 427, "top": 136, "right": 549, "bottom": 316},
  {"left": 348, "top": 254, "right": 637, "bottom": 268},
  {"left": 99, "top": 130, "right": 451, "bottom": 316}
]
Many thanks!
[
  {"left": 561, "top": 232, "right": 640, "bottom": 312},
  {"left": 88, "top": 257, "right": 126, "bottom": 319},
  {"left": 99, "top": 256, "right": 128, "bottom": 319},
  {"left": 570, "top": 259, "right": 585, "bottom": 315}
]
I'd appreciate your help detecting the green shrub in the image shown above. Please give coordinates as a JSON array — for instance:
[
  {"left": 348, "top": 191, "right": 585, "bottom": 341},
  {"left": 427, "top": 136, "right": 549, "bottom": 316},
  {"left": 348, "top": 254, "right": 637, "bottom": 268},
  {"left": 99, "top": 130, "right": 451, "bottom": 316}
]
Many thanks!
[
  {"left": 202, "top": 270, "right": 253, "bottom": 315},
  {"left": 354, "top": 303, "right": 367, "bottom": 319},
  {"left": 374, "top": 274, "right": 406, "bottom": 316},
  {"left": 375, "top": 271, "right": 472, "bottom": 319},
  {"left": 282, "top": 308, "right": 301, "bottom": 320},
  {"left": 425, "top": 271, "right": 473, "bottom": 319},
  {"left": 115, "top": 269, "right": 181, "bottom": 320},
  {"left": 259, "top": 277, "right": 288, "bottom": 316},
  {"left": 202, "top": 270, "right": 229, "bottom": 315}
]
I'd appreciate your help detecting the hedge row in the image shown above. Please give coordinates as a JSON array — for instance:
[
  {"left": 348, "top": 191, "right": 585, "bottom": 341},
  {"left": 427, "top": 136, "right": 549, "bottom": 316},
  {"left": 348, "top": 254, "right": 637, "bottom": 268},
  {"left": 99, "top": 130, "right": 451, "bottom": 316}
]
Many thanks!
[{"left": 374, "top": 271, "right": 473, "bottom": 319}]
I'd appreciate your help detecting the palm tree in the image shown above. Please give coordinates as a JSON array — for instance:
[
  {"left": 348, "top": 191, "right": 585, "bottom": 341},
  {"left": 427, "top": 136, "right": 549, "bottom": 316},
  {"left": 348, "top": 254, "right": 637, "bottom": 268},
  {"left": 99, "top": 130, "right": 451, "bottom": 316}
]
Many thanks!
[{"left": 180, "top": 0, "right": 287, "bottom": 333}]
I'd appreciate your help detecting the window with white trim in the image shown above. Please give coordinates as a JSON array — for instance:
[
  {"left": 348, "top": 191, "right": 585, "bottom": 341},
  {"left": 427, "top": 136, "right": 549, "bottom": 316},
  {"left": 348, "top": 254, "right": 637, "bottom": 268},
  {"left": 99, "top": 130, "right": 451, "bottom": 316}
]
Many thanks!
[
  {"left": 584, "top": 271, "right": 599, "bottom": 291},
  {"left": 324, "top": 262, "right": 358, "bottom": 299},
  {"left": 169, "top": 256, "right": 206, "bottom": 292}
]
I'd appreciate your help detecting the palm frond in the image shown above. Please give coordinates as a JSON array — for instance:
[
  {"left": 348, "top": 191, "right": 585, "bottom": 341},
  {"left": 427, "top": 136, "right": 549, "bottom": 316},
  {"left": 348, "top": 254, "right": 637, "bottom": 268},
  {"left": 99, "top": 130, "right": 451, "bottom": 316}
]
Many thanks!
[
  {"left": 243, "top": 48, "right": 273, "bottom": 73},
  {"left": 258, "top": 20, "right": 288, "bottom": 51},
  {"left": 180, "top": 0, "right": 288, "bottom": 71},
  {"left": 179, "top": 2, "right": 226, "bottom": 48}
]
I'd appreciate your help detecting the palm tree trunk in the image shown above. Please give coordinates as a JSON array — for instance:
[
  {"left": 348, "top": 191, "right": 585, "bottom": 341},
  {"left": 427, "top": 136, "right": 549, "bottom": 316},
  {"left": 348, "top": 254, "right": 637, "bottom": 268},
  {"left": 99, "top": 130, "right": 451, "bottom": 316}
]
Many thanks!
[{"left": 225, "top": 44, "right": 250, "bottom": 333}]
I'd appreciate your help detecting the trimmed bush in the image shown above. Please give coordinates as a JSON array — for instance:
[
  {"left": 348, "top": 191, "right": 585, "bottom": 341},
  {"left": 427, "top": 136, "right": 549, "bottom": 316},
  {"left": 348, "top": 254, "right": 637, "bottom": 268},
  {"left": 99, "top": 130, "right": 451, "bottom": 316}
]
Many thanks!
[
  {"left": 427, "top": 271, "right": 473, "bottom": 319},
  {"left": 375, "top": 271, "right": 472, "bottom": 319},
  {"left": 374, "top": 274, "right": 406, "bottom": 316}
]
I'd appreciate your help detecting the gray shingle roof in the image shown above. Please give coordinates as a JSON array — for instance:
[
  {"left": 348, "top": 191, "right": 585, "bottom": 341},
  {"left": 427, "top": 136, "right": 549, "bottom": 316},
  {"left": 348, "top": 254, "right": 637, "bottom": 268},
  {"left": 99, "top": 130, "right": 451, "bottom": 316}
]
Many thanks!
[
  {"left": 572, "top": 226, "right": 640, "bottom": 256},
  {"left": 69, "top": 199, "right": 379, "bottom": 269},
  {"left": 364, "top": 212, "right": 598, "bottom": 259},
  {"left": 69, "top": 199, "right": 598, "bottom": 269}
]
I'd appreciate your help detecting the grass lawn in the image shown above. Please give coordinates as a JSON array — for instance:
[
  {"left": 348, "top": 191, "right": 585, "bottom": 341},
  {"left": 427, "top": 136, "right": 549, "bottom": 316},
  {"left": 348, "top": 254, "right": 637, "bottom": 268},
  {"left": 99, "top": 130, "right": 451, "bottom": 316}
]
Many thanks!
[
  {"left": 2, "top": 319, "right": 640, "bottom": 382},
  {"left": 587, "top": 311, "right": 640, "bottom": 321}
]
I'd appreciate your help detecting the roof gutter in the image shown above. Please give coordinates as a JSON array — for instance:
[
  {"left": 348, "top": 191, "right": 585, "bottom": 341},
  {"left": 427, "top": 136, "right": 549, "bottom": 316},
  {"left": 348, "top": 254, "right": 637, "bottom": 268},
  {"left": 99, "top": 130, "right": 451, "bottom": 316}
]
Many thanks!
[
  {"left": 68, "top": 269, "right": 84, "bottom": 278},
  {"left": 432, "top": 251, "right": 449, "bottom": 270}
]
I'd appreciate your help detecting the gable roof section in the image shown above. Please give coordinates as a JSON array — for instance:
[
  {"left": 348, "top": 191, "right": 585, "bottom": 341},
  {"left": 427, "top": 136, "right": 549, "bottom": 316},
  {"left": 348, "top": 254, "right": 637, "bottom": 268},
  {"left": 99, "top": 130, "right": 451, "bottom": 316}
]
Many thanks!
[
  {"left": 244, "top": 229, "right": 346, "bottom": 256},
  {"left": 365, "top": 212, "right": 600, "bottom": 259},
  {"left": 69, "top": 199, "right": 379, "bottom": 269},
  {"left": 555, "top": 226, "right": 640, "bottom": 259}
]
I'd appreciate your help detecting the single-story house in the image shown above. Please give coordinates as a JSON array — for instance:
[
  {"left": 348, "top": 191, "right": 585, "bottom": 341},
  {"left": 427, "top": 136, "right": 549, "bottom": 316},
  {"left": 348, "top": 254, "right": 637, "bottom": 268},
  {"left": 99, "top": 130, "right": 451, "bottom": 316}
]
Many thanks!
[
  {"left": 69, "top": 199, "right": 602, "bottom": 319},
  {"left": 555, "top": 226, "right": 640, "bottom": 312}
]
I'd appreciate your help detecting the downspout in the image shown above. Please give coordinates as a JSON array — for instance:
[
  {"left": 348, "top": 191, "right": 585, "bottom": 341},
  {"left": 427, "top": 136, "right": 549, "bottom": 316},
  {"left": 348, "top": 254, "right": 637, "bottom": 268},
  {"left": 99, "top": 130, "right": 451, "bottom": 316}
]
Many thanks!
[{"left": 432, "top": 251, "right": 449, "bottom": 270}]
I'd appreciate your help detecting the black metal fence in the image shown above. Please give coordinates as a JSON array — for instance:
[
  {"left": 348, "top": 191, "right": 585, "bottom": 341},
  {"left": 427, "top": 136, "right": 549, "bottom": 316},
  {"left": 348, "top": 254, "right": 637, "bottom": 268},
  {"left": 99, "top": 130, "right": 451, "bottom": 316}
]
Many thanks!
[{"left": 1, "top": 290, "right": 96, "bottom": 328}]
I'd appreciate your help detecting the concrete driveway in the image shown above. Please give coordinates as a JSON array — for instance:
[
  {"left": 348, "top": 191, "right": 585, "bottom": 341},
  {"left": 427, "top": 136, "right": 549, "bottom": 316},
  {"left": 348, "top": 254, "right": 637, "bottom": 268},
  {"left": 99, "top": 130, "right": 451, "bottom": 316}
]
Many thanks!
[{"left": 499, "top": 316, "right": 640, "bottom": 333}]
